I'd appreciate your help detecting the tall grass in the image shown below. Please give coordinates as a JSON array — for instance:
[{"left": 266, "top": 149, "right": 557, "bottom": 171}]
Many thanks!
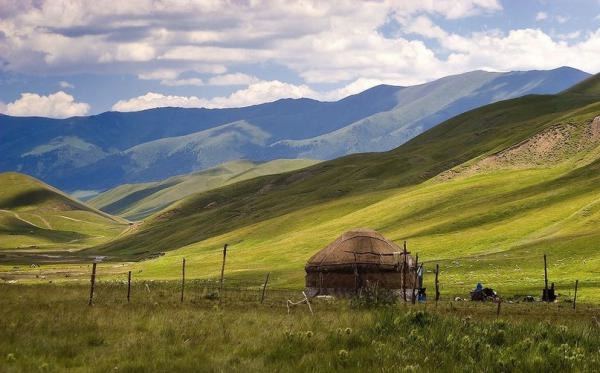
[{"left": 1, "top": 283, "right": 599, "bottom": 372}]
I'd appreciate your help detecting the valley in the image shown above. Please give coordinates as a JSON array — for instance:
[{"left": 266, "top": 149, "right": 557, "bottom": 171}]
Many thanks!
[{"left": 2, "top": 74, "right": 599, "bottom": 303}]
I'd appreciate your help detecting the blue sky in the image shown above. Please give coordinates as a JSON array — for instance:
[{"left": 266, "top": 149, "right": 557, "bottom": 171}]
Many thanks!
[{"left": 0, "top": 0, "right": 598, "bottom": 117}]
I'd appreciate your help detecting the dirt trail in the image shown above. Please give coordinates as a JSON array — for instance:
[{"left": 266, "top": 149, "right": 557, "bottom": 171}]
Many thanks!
[
  {"left": 57, "top": 215, "right": 86, "bottom": 223},
  {"left": 0, "top": 209, "right": 43, "bottom": 229},
  {"left": 35, "top": 214, "right": 52, "bottom": 229}
]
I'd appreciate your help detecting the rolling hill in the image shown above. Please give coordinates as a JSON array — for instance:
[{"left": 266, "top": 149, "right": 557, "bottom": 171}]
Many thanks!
[
  {"left": 82, "top": 74, "right": 600, "bottom": 300},
  {"left": 0, "top": 67, "right": 589, "bottom": 191},
  {"left": 0, "top": 172, "right": 128, "bottom": 255},
  {"left": 88, "top": 159, "right": 319, "bottom": 220}
]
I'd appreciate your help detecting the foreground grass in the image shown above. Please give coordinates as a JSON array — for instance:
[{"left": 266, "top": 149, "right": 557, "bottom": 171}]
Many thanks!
[{"left": 1, "top": 283, "right": 599, "bottom": 372}]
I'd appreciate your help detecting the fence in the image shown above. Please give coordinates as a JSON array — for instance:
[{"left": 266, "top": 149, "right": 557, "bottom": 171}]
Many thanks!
[
  {"left": 84, "top": 251, "right": 587, "bottom": 314},
  {"left": 87, "top": 275, "right": 304, "bottom": 308}
]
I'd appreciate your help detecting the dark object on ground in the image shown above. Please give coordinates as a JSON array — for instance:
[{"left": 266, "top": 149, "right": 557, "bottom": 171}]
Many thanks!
[
  {"left": 542, "top": 282, "right": 557, "bottom": 302},
  {"left": 470, "top": 287, "right": 499, "bottom": 302},
  {"left": 523, "top": 295, "right": 535, "bottom": 302},
  {"left": 418, "top": 288, "right": 427, "bottom": 303}
]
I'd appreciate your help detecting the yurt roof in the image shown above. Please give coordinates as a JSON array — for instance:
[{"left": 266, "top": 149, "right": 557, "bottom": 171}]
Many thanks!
[{"left": 305, "top": 228, "right": 414, "bottom": 271}]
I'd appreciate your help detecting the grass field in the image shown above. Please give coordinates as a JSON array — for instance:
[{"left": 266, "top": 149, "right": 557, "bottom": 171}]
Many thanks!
[{"left": 1, "top": 282, "right": 599, "bottom": 372}]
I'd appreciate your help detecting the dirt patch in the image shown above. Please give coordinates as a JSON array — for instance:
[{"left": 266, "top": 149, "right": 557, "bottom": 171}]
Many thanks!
[
  {"left": 257, "top": 182, "right": 274, "bottom": 195},
  {"left": 587, "top": 116, "right": 600, "bottom": 139},
  {"left": 284, "top": 169, "right": 316, "bottom": 184},
  {"left": 438, "top": 117, "right": 600, "bottom": 181},
  {"left": 154, "top": 208, "right": 181, "bottom": 221}
]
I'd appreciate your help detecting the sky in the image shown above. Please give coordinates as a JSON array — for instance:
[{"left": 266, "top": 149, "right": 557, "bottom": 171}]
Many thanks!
[{"left": 0, "top": 0, "right": 599, "bottom": 118}]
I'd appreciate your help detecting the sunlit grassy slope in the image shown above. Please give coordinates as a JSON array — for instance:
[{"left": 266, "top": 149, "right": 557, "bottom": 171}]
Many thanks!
[
  {"left": 93, "top": 76, "right": 600, "bottom": 257},
  {"left": 88, "top": 159, "right": 319, "bottom": 220},
  {"left": 0, "top": 172, "right": 128, "bottom": 251},
  {"left": 83, "top": 75, "right": 600, "bottom": 301}
]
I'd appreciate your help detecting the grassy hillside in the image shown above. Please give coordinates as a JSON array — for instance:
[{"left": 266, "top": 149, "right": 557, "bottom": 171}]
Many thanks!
[
  {"left": 91, "top": 87, "right": 600, "bottom": 257},
  {"left": 0, "top": 172, "right": 128, "bottom": 253},
  {"left": 564, "top": 73, "right": 600, "bottom": 96},
  {"left": 73, "top": 78, "right": 600, "bottom": 301},
  {"left": 88, "top": 159, "right": 319, "bottom": 220},
  {"left": 2, "top": 76, "right": 599, "bottom": 303}
]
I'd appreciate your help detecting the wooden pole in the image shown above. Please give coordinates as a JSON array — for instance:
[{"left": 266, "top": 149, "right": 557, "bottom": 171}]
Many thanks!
[
  {"left": 353, "top": 253, "right": 359, "bottom": 294},
  {"left": 435, "top": 264, "right": 440, "bottom": 303},
  {"left": 88, "top": 262, "right": 97, "bottom": 306},
  {"left": 402, "top": 241, "right": 407, "bottom": 302},
  {"left": 544, "top": 254, "right": 548, "bottom": 290},
  {"left": 411, "top": 254, "right": 419, "bottom": 305},
  {"left": 260, "top": 272, "right": 270, "bottom": 304},
  {"left": 127, "top": 271, "right": 132, "bottom": 303},
  {"left": 573, "top": 279, "right": 579, "bottom": 310},
  {"left": 180, "top": 258, "right": 186, "bottom": 303},
  {"left": 219, "top": 244, "right": 228, "bottom": 292},
  {"left": 496, "top": 299, "right": 501, "bottom": 317}
]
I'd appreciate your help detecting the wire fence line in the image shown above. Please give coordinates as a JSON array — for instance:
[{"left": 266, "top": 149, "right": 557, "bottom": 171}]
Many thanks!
[{"left": 87, "top": 277, "right": 305, "bottom": 307}]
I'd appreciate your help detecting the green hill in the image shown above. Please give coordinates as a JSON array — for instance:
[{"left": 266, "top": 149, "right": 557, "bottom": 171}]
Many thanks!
[
  {"left": 92, "top": 87, "right": 600, "bottom": 254},
  {"left": 84, "top": 77, "right": 600, "bottom": 300},
  {"left": 563, "top": 73, "right": 600, "bottom": 96},
  {"left": 88, "top": 159, "right": 320, "bottom": 220},
  {"left": 0, "top": 172, "right": 128, "bottom": 253}
]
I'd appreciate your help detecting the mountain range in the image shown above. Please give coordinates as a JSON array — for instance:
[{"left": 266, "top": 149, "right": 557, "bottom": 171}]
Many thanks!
[{"left": 0, "top": 67, "right": 589, "bottom": 192}]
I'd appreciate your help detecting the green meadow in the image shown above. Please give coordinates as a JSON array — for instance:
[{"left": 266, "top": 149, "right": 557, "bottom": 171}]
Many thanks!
[{"left": 1, "top": 283, "right": 599, "bottom": 372}]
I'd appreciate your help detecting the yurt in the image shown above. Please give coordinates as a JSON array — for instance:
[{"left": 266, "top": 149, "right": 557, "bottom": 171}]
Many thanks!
[{"left": 305, "top": 228, "right": 417, "bottom": 297}]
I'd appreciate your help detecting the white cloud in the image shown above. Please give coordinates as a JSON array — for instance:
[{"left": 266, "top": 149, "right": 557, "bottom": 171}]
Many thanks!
[
  {"left": 112, "top": 80, "right": 318, "bottom": 111},
  {"left": 556, "top": 15, "right": 569, "bottom": 24},
  {"left": 1, "top": 0, "right": 599, "bottom": 102},
  {"left": 207, "top": 73, "right": 260, "bottom": 86},
  {"left": 210, "top": 80, "right": 317, "bottom": 108},
  {"left": 1, "top": 91, "right": 90, "bottom": 118},
  {"left": 160, "top": 78, "right": 204, "bottom": 87},
  {"left": 112, "top": 92, "right": 207, "bottom": 112},
  {"left": 138, "top": 69, "right": 180, "bottom": 80},
  {"left": 115, "top": 43, "right": 156, "bottom": 62},
  {"left": 0, "top": 0, "right": 502, "bottom": 83},
  {"left": 558, "top": 31, "right": 581, "bottom": 40},
  {"left": 59, "top": 81, "right": 74, "bottom": 89},
  {"left": 321, "top": 78, "right": 386, "bottom": 101},
  {"left": 535, "top": 12, "right": 548, "bottom": 21}
]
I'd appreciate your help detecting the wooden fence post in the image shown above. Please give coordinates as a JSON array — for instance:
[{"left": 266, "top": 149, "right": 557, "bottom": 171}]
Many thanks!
[
  {"left": 496, "top": 299, "right": 501, "bottom": 317},
  {"left": 543, "top": 254, "right": 548, "bottom": 290},
  {"left": 260, "top": 272, "right": 270, "bottom": 304},
  {"left": 573, "top": 279, "right": 579, "bottom": 310},
  {"left": 411, "top": 254, "right": 419, "bottom": 304},
  {"left": 220, "top": 244, "right": 228, "bottom": 293},
  {"left": 127, "top": 271, "right": 132, "bottom": 303},
  {"left": 435, "top": 264, "right": 440, "bottom": 304},
  {"left": 88, "top": 262, "right": 97, "bottom": 306},
  {"left": 181, "top": 258, "right": 186, "bottom": 303},
  {"left": 402, "top": 241, "right": 407, "bottom": 302}
]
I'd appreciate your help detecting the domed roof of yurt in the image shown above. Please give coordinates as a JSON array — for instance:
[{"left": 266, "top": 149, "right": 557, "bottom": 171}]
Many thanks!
[{"left": 305, "top": 228, "right": 414, "bottom": 272}]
